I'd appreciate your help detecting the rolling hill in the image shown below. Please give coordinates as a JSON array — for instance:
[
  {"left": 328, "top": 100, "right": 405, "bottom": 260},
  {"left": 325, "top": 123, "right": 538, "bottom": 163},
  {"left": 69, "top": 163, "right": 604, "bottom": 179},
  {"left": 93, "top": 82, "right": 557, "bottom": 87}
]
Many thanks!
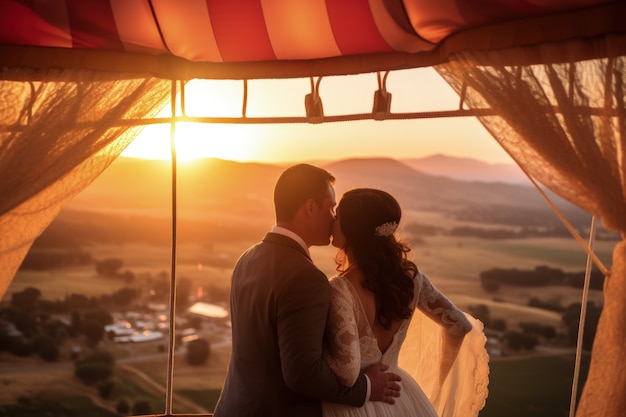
[
  {"left": 402, "top": 154, "right": 527, "bottom": 184},
  {"left": 57, "top": 156, "right": 594, "bottom": 242}
]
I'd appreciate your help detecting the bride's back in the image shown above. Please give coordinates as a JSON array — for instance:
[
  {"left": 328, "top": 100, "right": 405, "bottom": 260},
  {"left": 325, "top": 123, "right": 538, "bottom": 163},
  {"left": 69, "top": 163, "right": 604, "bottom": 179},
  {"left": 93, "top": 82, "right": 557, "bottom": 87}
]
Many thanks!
[{"left": 344, "top": 271, "right": 408, "bottom": 354}]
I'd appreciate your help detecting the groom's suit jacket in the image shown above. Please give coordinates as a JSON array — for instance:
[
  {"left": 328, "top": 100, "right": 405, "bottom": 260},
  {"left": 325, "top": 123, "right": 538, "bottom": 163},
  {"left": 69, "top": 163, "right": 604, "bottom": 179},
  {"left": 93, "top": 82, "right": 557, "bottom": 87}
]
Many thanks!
[{"left": 213, "top": 232, "right": 368, "bottom": 417}]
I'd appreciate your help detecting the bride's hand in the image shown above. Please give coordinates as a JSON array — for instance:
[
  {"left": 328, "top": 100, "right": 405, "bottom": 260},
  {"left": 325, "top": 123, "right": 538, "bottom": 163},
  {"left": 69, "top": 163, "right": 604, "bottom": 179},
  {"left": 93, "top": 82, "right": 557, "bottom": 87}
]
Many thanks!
[{"left": 364, "top": 363, "right": 402, "bottom": 404}]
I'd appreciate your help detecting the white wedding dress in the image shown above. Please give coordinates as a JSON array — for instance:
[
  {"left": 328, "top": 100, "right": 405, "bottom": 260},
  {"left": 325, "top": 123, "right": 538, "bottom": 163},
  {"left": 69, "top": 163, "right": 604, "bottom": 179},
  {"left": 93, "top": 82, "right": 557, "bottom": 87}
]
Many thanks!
[{"left": 322, "top": 272, "right": 489, "bottom": 417}]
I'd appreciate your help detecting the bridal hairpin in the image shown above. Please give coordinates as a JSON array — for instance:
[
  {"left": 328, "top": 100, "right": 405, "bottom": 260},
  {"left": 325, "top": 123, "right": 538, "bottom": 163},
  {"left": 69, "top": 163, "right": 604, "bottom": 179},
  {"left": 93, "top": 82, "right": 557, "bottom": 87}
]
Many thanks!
[{"left": 374, "top": 221, "right": 398, "bottom": 237}]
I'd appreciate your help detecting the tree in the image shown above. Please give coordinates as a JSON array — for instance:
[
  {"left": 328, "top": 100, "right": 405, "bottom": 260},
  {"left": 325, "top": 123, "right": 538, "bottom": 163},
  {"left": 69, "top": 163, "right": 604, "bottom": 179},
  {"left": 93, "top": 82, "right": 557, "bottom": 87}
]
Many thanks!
[
  {"left": 519, "top": 321, "right": 545, "bottom": 335},
  {"left": 563, "top": 302, "right": 602, "bottom": 350},
  {"left": 74, "top": 350, "right": 115, "bottom": 385},
  {"left": 13, "top": 311, "right": 38, "bottom": 337},
  {"left": 116, "top": 398, "right": 130, "bottom": 415},
  {"left": 95, "top": 258, "right": 123, "bottom": 276},
  {"left": 34, "top": 335, "right": 59, "bottom": 362},
  {"left": 67, "top": 293, "right": 91, "bottom": 310},
  {"left": 480, "top": 276, "right": 500, "bottom": 293},
  {"left": 11, "top": 287, "right": 41, "bottom": 310},
  {"left": 84, "top": 309, "right": 113, "bottom": 327},
  {"left": 528, "top": 297, "right": 564, "bottom": 312},
  {"left": 131, "top": 399, "right": 152, "bottom": 415},
  {"left": 81, "top": 319, "right": 104, "bottom": 346},
  {"left": 542, "top": 325, "right": 557, "bottom": 340},
  {"left": 121, "top": 270, "right": 135, "bottom": 284},
  {"left": 503, "top": 331, "right": 539, "bottom": 351},
  {"left": 8, "top": 337, "right": 32, "bottom": 357},
  {"left": 0, "top": 304, "right": 20, "bottom": 322},
  {"left": 70, "top": 311, "right": 82, "bottom": 337},
  {"left": 98, "top": 379, "right": 115, "bottom": 399},
  {"left": 186, "top": 338, "right": 210, "bottom": 366},
  {"left": 111, "top": 287, "right": 138, "bottom": 306},
  {"left": 490, "top": 318, "right": 507, "bottom": 332},
  {"left": 0, "top": 328, "right": 11, "bottom": 352},
  {"left": 468, "top": 304, "right": 491, "bottom": 328}
]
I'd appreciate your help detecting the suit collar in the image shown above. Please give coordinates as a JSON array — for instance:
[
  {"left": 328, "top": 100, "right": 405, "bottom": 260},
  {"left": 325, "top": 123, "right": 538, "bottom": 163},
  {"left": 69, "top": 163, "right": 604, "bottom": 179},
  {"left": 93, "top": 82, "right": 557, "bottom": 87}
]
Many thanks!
[
  {"left": 263, "top": 232, "right": 312, "bottom": 260},
  {"left": 270, "top": 226, "right": 309, "bottom": 255}
]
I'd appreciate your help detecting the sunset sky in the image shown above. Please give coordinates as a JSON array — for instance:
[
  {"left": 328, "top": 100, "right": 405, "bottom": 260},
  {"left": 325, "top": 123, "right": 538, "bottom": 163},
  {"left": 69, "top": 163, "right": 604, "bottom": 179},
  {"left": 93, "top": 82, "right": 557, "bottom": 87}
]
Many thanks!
[{"left": 122, "top": 67, "right": 513, "bottom": 165}]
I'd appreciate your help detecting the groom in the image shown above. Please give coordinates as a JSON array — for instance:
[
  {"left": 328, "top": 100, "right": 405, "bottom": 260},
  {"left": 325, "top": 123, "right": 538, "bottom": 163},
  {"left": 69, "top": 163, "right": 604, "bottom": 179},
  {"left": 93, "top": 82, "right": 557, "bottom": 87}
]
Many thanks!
[{"left": 213, "top": 164, "right": 401, "bottom": 417}]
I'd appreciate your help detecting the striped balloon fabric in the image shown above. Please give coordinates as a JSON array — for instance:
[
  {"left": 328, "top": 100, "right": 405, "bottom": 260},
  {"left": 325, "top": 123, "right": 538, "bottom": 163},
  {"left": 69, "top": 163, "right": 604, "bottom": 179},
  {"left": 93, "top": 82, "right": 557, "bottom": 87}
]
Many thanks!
[{"left": 0, "top": 0, "right": 612, "bottom": 64}]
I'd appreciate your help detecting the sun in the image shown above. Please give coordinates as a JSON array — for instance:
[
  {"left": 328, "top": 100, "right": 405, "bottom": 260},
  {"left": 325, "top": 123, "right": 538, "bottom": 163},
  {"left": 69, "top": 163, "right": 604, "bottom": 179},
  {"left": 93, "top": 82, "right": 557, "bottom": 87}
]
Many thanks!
[
  {"left": 122, "top": 79, "right": 268, "bottom": 162},
  {"left": 122, "top": 122, "right": 265, "bottom": 162}
]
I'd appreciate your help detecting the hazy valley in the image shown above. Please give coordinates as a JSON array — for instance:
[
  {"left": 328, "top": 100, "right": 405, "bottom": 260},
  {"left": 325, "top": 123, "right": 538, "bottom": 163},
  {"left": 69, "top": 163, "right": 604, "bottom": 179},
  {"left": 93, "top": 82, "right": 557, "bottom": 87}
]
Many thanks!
[
  {"left": 2, "top": 154, "right": 617, "bottom": 417},
  {"left": 15, "top": 155, "right": 615, "bottom": 302}
]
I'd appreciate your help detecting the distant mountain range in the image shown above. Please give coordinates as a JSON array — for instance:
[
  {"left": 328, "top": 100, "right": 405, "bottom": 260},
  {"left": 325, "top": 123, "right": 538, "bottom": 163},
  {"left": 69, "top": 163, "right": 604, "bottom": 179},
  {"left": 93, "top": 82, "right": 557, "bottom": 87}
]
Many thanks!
[
  {"left": 66, "top": 155, "right": 590, "bottom": 231},
  {"left": 402, "top": 154, "right": 527, "bottom": 184}
]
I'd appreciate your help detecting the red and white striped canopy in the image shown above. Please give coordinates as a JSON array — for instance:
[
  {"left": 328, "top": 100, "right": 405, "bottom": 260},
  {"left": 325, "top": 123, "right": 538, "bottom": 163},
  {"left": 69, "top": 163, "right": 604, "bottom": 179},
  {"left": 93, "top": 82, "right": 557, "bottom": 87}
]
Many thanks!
[{"left": 0, "top": 0, "right": 623, "bottom": 79}]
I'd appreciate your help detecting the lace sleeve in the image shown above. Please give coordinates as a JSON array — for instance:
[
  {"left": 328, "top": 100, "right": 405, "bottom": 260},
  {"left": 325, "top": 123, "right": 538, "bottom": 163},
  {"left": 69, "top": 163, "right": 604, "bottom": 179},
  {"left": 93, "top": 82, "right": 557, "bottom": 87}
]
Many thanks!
[
  {"left": 416, "top": 272, "right": 472, "bottom": 338},
  {"left": 323, "top": 278, "right": 361, "bottom": 387},
  {"left": 400, "top": 272, "right": 489, "bottom": 417}
]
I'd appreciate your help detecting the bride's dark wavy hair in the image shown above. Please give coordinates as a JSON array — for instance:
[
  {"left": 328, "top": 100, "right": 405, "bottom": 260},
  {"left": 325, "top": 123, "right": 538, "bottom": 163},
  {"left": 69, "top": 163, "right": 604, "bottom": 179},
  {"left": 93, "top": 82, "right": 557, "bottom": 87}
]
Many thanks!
[{"left": 335, "top": 188, "right": 417, "bottom": 329}]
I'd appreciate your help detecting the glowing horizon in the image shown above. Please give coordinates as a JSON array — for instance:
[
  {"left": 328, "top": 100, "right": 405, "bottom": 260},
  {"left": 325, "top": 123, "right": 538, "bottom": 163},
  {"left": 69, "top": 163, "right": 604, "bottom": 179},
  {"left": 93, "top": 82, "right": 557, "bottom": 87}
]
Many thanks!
[{"left": 122, "top": 69, "right": 514, "bottom": 165}]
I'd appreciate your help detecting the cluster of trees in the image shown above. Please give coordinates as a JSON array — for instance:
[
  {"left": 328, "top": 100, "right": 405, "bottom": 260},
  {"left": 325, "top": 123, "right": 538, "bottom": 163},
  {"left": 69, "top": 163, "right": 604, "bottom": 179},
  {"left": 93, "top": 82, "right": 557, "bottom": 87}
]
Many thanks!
[
  {"left": 95, "top": 258, "right": 136, "bottom": 283},
  {"left": 480, "top": 265, "right": 605, "bottom": 293},
  {"left": 19, "top": 253, "right": 203, "bottom": 315},
  {"left": 0, "top": 396, "right": 120, "bottom": 417},
  {"left": 450, "top": 204, "right": 592, "bottom": 231},
  {"left": 28, "top": 208, "right": 262, "bottom": 254},
  {"left": 404, "top": 222, "right": 580, "bottom": 240},
  {"left": 468, "top": 301, "right": 600, "bottom": 352},
  {"left": 74, "top": 350, "right": 157, "bottom": 415},
  {"left": 1, "top": 282, "right": 213, "bottom": 416},
  {"left": 19, "top": 249, "right": 93, "bottom": 270},
  {"left": 405, "top": 215, "right": 619, "bottom": 241},
  {"left": 468, "top": 304, "right": 545, "bottom": 352},
  {"left": 1, "top": 275, "right": 215, "bottom": 358},
  {"left": 561, "top": 302, "right": 602, "bottom": 350},
  {"left": 0, "top": 286, "right": 120, "bottom": 361},
  {"left": 448, "top": 225, "right": 572, "bottom": 239}
]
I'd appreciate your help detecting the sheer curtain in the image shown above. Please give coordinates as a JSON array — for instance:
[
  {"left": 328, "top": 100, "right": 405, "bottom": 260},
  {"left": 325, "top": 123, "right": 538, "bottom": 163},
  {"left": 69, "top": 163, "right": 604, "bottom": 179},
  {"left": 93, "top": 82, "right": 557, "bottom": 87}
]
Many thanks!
[
  {"left": 435, "top": 35, "right": 626, "bottom": 417},
  {"left": 0, "top": 68, "right": 172, "bottom": 298}
]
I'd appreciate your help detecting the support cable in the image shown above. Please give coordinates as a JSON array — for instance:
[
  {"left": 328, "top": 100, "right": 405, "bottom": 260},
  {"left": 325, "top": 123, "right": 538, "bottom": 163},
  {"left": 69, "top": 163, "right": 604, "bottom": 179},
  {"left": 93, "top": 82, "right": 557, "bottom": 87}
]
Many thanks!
[
  {"left": 568, "top": 215, "right": 598, "bottom": 417},
  {"left": 165, "top": 79, "right": 178, "bottom": 416},
  {"left": 508, "top": 163, "right": 608, "bottom": 275},
  {"left": 458, "top": 79, "right": 467, "bottom": 110},
  {"left": 242, "top": 79, "right": 248, "bottom": 118},
  {"left": 180, "top": 80, "right": 187, "bottom": 116}
]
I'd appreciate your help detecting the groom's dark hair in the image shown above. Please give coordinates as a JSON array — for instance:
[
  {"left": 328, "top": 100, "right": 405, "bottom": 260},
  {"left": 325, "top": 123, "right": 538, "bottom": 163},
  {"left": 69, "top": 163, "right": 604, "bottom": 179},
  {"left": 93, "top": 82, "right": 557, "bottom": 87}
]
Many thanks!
[{"left": 274, "top": 164, "right": 335, "bottom": 222}]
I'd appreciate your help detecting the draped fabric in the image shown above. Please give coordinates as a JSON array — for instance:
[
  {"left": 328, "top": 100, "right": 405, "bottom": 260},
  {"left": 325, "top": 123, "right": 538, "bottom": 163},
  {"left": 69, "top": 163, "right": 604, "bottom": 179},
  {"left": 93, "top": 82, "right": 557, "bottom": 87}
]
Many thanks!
[
  {"left": 0, "top": 1, "right": 620, "bottom": 80},
  {"left": 434, "top": 34, "right": 626, "bottom": 417},
  {"left": 2, "top": 0, "right": 610, "bottom": 62},
  {"left": 0, "top": 69, "right": 172, "bottom": 298},
  {"left": 0, "top": 2, "right": 625, "bottom": 417}
]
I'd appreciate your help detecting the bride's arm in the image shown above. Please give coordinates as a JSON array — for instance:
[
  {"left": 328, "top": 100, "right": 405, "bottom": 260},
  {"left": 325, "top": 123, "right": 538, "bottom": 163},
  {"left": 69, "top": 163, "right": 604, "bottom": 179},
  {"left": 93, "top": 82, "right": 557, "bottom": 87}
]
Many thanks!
[
  {"left": 324, "top": 278, "right": 361, "bottom": 387},
  {"left": 416, "top": 273, "right": 472, "bottom": 385}
]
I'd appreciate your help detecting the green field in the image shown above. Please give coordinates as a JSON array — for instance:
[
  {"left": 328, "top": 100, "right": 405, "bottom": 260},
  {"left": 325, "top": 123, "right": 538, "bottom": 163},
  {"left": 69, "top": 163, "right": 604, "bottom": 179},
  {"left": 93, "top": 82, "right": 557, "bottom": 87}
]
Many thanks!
[
  {"left": 480, "top": 354, "right": 590, "bottom": 417},
  {"left": 1, "top": 215, "right": 614, "bottom": 416},
  {"left": 485, "top": 240, "right": 614, "bottom": 268}
]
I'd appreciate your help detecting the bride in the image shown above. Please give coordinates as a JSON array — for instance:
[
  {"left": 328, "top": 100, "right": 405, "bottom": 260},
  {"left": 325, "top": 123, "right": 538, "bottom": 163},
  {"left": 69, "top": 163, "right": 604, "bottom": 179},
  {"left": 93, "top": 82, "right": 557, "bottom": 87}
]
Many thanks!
[{"left": 322, "top": 188, "right": 489, "bottom": 417}]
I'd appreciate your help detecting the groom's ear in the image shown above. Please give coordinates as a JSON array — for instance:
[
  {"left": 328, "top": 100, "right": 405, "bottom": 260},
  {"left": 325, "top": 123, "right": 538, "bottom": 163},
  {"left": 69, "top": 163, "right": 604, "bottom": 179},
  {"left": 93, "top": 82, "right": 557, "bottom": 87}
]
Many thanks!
[{"left": 304, "top": 198, "right": 317, "bottom": 216}]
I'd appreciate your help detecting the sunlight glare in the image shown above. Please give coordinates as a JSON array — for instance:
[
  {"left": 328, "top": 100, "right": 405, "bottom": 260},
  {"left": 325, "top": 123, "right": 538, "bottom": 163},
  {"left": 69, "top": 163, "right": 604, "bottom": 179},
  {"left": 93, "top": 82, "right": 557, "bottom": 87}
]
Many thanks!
[
  {"left": 121, "top": 69, "right": 515, "bottom": 165},
  {"left": 122, "top": 122, "right": 264, "bottom": 162},
  {"left": 122, "top": 78, "right": 265, "bottom": 162}
]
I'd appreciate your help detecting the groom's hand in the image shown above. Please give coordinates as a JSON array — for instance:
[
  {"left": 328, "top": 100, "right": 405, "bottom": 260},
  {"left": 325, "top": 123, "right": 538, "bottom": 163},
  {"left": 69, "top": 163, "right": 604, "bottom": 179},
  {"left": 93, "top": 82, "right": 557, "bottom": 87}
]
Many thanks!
[{"left": 364, "top": 363, "right": 401, "bottom": 404}]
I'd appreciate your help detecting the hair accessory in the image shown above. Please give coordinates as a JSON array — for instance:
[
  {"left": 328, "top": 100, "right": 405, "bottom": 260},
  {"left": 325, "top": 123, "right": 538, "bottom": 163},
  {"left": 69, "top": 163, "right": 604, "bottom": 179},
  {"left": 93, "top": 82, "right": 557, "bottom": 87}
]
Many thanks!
[{"left": 374, "top": 221, "right": 398, "bottom": 237}]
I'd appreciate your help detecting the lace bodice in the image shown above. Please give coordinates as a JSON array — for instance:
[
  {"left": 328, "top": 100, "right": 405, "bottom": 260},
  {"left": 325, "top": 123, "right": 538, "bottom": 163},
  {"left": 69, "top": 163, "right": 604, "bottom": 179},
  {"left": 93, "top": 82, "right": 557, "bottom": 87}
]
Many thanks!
[{"left": 324, "top": 272, "right": 472, "bottom": 387}]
